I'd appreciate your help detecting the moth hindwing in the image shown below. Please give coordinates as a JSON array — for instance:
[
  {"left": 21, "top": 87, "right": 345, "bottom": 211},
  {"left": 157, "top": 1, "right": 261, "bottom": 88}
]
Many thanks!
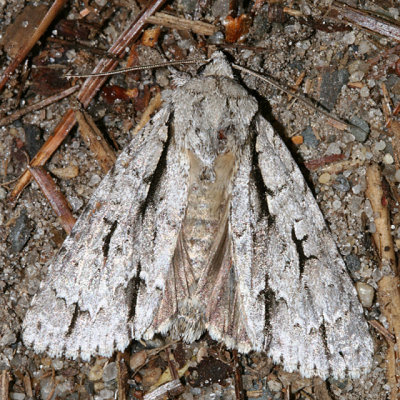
[{"left": 23, "top": 52, "right": 373, "bottom": 379}]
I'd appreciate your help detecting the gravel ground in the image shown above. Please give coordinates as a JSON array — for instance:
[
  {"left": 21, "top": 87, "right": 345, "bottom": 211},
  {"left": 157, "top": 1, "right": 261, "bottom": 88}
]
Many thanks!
[{"left": 1, "top": 0, "right": 399, "bottom": 399}]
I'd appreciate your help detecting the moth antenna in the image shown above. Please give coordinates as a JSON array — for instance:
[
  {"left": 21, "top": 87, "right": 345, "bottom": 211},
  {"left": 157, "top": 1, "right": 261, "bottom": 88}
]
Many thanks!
[
  {"left": 232, "top": 63, "right": 361, "bottom": 132},
  {"left": 65, "top": 59, "right": 206, "bottom": 79}
]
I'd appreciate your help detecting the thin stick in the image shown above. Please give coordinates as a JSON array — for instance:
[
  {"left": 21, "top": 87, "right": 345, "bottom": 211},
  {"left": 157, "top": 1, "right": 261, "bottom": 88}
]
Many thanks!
[
  {"left": 0, "top": 85, "right": 80, "bottom": 127},
  {"left": 28, "top": 166, "right": 76, "bottom": 234}
]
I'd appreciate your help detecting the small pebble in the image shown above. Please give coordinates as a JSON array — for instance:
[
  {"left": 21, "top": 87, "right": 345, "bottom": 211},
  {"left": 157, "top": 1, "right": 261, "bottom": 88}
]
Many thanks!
[
  {"left": 52, "top": 359, "right": 64, "bottom": 370},
  {"left": 267, "top": 379, "right": 283, "bottom": 392},
  {"left": 350, "top": 116, "right": 369, "bottom": 143},
  {"left": 355, "top": 282, "right": 375, "bottom": 308},
  {"left": 197, "top": 346, "right": 208, "bottom": 363},
  {"left": 141, "top": 367, "right": 162, "bottom": 387},
  {"left": 24, "top": 124, "right": 44, "bottom": 159},
  {"left": 349, "top": 71, "right": 364, "bottom": 82},
  {"left": 291, "top": 135, "right": 303, "bottom": 145},
  {"left": 0, "top": 327, "right": 16, "bottom": 346},
  {"left": 319, "top": 70, "right": 349, "bottom": 111},
  {"left": 332, "top": 199, "right": 342, "bottom": 210},
  {"left": 89, "top": 174, "right": 101, "bottom": 187},
  {"left": 342, "top": 31, "right": 355, "bottom": 44},
  {"left": 373, "top": 140, "right": 386, "bottom": 152},
  {"left": 40, "top": 378, "right": 53, "bottom": 400},
  {"left": 358, "top": 40, "right": 371, "bottom": 54},
  {"left": 371, "top": 268, "right": 382, "bottom": 283},
  {"left": 208, "top": 31, "right": 224, "bottom": 45},
  {"left": 10, "top": 393, "right": 25, "bottom": 400},
  {"left": 326, "top": 142, "right": 341, "bottom": 155},
  {"left": 332, "top": 175, "right": 350, "bottom": 192},
  {"left": 0, "top": 187, "right": 7, "bottom": 200},
  {"left": 345, "top": 254, "right": 361, "bottom": 274},
  {"left": 395, "top": 169, "right": 400, "bottom": 182},
  {"left": 319, "top": 173, "right": 331, "bottom": 184},
  {"left": 9, "top": 210, "right": 33, "bottom": 253},
  {"left": 360, "top": 86, "right": 370, "bottom": 98},
  {"left": 89, "top": 364, "right": 104, "bottom": 381},
  {"left": 181, "top": 392, "right": 194, "bottom": 400},
  {"left": 302, "top": 126, "right": 319, "bottom": 148},
  {"left": 93, "top": 382, "right": 104, "bottom": 392},
  {"left": 102, "top": 362, "right": 117, "bottom": 382},
  {"left": 383, "top": 153, "right": 394, "bottom": 165},
  {"left": 99, "top": 388, "right": 114, "bottom": 399},
  {"left": 130, "top": 350, "right": 147, "bottom": 371},
  {"left": 50, "top": 165, "right": 79, "bottom": 179}
]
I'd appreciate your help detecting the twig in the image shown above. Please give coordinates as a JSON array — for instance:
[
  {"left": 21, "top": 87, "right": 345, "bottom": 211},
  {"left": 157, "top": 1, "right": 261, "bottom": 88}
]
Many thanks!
[
  {"left": 328, "top": 1, "right": 400, "bottom": 41},
  {"left": 74, "top": 110, "right": 117, "bottom": 173},
  {"left": 390, "top": 121, "right": 400, "bottom": 170},
  {"left": 365, "top": 163, "right": 400, "bottom": 400},
  {"left": 28, "top": 166, "right": 76, "bottom": 234},
  {"left": 146, "top": 12, "right": 217, "bottom": 35},
  {"left": 78, "top": 0, "right": 168, "bottom": 108},
  {"left": 44, "top": 369, "right": 56, "bottom": 400},
  {"left": 116, "top": 352, "right": 129, "bottom": 400},
  {"left": 233, "top": 350, "right": 245, "bottom": 400},
  {"left": 0, "top": 0, "right": 68, "bottom": 92},
  {"left": 23, "top": 372, "right": 33, "bottom": 399},
  {"left": 0, "top": 371, "right": 10, "bottom": 400},
  {"left": 143, "top": 379, "right": 184, "bottom": 400},
  {"left": 304, "top": 154, "right": 345, "bottom": 171},
  {"left": 369, "top": 320, "right": 396, "bottom": 344},
  {"left": 0, "top": 85, "right": 80, "bottom": 127}
]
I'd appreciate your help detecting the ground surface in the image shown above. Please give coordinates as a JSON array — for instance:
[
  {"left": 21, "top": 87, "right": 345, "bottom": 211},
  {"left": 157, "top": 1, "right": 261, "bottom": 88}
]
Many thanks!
[{"left": 0, "top": 0, "right": 398, "bottom": 399}]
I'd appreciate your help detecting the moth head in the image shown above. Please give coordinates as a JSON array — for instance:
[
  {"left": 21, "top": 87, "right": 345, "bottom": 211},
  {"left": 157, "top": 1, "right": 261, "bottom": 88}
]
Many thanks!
[{"left": 202, "top": 51, "right": 234, "bottom": 79}]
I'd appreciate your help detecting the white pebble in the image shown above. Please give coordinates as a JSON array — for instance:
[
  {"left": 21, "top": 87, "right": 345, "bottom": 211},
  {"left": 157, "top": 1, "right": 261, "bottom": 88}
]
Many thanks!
[
  {"left": 342, "top": 31, "right": 355, "bottom": 44},
  {"left": 383, "top": 153, "right": 394, "bottom": 164},
  {"left": 356, "top": 282, "right": 375, "bottom": 308},
  {"left": 332, "top": 200, "right": 342, "bottom": 210},
  {"left": 373, "top": 140, "right": 386, "bottom": 152},
  {"left": 360, "top": 86, "right": 370, "bottom": 98}
]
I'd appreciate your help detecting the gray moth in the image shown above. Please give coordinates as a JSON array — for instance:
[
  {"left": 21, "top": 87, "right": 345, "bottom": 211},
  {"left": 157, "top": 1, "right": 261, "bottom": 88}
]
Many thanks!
[{"left": 23, "top": 52, "right": 373, "bottom": 380}]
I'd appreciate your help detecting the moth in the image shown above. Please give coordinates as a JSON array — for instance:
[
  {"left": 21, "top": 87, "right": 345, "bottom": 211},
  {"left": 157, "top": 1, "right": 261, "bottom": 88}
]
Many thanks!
[{"left": 23, "top": 52, "right": 373, "bottom": 379}]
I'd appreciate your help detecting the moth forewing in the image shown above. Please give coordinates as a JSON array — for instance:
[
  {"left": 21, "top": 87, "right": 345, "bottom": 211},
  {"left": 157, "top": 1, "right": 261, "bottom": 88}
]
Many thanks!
[{"left": 23, "top": 52, "right": 373, "bottom": 380}]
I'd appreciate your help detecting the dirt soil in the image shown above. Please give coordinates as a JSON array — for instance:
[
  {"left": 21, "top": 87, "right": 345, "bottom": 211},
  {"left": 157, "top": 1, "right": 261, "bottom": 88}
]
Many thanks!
[{"left": 0, "top": 0, "right": 399, "bottom": 399}]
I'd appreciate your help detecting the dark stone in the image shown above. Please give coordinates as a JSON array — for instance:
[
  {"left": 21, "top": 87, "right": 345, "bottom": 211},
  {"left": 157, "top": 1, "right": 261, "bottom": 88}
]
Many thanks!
[
  {"left": 332, "top": 175, "right": 350, "bottom": 192},
  {"left": 350, "top": 116, "right": 369, "bottom": 143},
  {"left": 345, "top": 254, "right": 361, "bottom": 274},
  {"left": 9, "top": 210, "right": 33, "bottom": 253},
  {"left": 302, "top": 126, "right": 319, "bottom": 148},
  {"left": 319, "top": 69, "right": 349, "bottom": 111},
  {"left": 24, "top": 124, "right": 44, "bottom": 159}
]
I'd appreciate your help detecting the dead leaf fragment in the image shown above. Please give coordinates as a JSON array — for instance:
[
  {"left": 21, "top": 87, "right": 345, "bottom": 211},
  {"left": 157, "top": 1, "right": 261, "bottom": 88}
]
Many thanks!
[
  {"left": 142, "top": 26, "right": 161, "bottom": 47},
  {"left": 1, "top": 4, "right": 48, "bottom": 58},
  {"left": 224, "top": 14, "right": 251, "bottom": 43}
]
